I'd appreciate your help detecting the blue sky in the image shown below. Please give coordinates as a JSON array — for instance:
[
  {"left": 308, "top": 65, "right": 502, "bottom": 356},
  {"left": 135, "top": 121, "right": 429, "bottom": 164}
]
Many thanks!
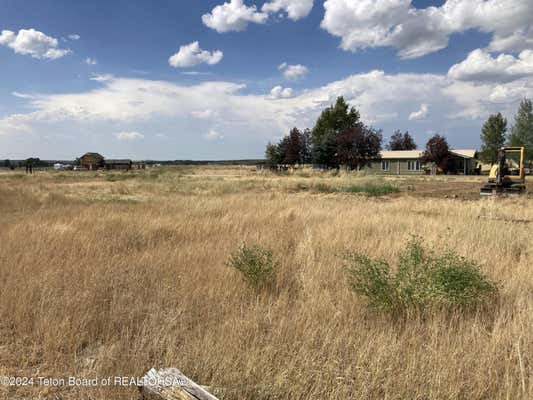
[{"left": 1, "top": 0, "right": 532, "bottom": 160}]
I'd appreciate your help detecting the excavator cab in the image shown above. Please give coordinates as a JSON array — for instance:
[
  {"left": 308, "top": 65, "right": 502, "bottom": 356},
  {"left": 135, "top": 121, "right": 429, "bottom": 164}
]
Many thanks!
[{"left": 480, "top": 147, "right": 526, "bottom": 195}]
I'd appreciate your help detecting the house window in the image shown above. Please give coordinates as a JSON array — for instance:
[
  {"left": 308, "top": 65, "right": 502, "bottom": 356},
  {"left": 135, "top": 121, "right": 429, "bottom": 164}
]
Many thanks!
[
  {"left": 381, "top": 160, "right": 390, "bottom": 171},
  {"left": 407, "top": 160, "right": 421, "bottom": 171}
]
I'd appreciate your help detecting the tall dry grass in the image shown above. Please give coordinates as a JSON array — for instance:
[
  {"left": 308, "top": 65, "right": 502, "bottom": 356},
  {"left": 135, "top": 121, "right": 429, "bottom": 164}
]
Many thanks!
[{"left": 0, "top": 167, "right": 531, "bottom": 399}]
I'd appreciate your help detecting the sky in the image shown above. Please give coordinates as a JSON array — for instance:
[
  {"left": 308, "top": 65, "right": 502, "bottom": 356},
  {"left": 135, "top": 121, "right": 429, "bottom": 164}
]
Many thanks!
[{"left": 0, "top": 0, "right": 532, "bottom": 160}]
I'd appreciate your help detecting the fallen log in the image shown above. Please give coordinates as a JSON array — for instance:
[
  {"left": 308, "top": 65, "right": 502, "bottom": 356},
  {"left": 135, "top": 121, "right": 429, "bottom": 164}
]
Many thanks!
[{"left": 138, "top": 368, "right": 219, "bottom": 400}]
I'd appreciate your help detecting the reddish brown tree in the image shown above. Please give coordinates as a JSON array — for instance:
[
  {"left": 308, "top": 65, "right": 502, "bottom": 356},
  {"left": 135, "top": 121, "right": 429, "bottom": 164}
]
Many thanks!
[
  {"left": 283, "top": 127, "right": 303, "bottom": 165},
  {"left": 421, "top": 134, "right": 452, "bottom": 173},
  {"left": 387, "top": 130, "right": 417, "bottom": 150},
  {"left": 336, "top": 125, "right": 382, "bottom": 170}
]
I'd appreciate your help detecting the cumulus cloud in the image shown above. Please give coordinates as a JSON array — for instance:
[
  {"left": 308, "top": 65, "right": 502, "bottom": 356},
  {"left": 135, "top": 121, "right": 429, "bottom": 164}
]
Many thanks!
[
  {"left": 204, "top": 129, "right": 224, "bottom": 141},
  {"left": 168, "top": 41, "right": 223, "bottom": 68},
  {"left": 270, "top": 85, "right": 293, "bottom": 99},
  {"left": 202, "top": 0, "right": 268, "bottom": 33},
  {"left": 67, "top": 34, "right": 80, "bottom": 40},
  {"left": 448, "top": 49, "right": 533, "bottom": 82},
  {"left": 279, "top": 63, "right": 308, "bottom": 80},
  {"left": 408, "top": 104, "right": 429, "bottom": 121},
  {"left": 262, "top": 0, "right": 314, "bottom": 20},
  {"left": 321, "top": 0, "right": 533, "bottom": 58},
  {"left": 0, "top": 28, "right": 71, "bottom": 59},
  {"left": 115, "top": 131, "right": 144, "bottom": 141},
  {"left": 2, "top": 70, "right": 533, "bottom": 156},
  {"left": 84, "top": 57, "right": 98, "bottom": 66}
]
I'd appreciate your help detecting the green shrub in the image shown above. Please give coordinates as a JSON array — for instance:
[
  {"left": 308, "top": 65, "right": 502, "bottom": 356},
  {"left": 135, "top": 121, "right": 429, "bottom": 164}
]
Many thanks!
[
  {"left": 341, "top": 182, "right": 399, "bottom": 196},
  {"left": 345, "top": 238, "right": 497, "bottom": 314},
  {"left": 227, "top": 243, "right": 278, "bottom": 289}
]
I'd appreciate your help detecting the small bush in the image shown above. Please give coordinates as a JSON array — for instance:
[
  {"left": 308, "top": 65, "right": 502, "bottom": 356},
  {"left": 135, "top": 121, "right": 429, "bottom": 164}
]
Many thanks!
[
  {"left": 227, "top": 243, "right": 278, "bottom": 289},
  {"left": 345, "top": 238, "right": 497, "bottom": 314},
  {"left": 341, "top": 182, "right": 399, "bottom": 196}
]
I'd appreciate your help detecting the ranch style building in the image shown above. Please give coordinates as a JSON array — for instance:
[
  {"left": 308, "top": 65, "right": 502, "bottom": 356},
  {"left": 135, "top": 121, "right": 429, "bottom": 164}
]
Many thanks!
[{"left": 369, "top": 149, "right": 478, "bottom": 175}]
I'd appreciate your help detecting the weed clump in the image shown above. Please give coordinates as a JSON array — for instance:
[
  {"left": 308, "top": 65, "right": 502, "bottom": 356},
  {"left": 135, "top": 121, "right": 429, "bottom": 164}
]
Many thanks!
[
  {"left": 345, "top": 238, "right": 497, "bottom": 314},
  {"left": 227, "top": 243, "right": 278, "bottom": 290}
]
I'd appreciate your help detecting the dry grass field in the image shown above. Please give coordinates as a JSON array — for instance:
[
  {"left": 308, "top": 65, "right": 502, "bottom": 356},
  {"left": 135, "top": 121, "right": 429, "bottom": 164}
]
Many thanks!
[{"left": 0, "top": 166, "right": 531, "bottom": 399}]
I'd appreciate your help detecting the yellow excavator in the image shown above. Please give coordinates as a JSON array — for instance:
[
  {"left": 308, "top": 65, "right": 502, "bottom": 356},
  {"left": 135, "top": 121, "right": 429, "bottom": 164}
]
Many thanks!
[{"left": 480, "top": 147, "right": 527, "bottom": 195}]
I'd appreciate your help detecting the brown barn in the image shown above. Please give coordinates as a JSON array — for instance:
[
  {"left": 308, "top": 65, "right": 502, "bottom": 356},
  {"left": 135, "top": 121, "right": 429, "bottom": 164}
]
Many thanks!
[
  {"left": 104, "top": 159, "right": 132, "bottom": 170},
  {"left": 79, "top": 152, "right": 104, "bottom": 170}
]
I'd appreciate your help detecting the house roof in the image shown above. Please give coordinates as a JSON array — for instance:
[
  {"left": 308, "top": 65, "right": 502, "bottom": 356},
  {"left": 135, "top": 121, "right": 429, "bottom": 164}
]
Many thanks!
[
  {"left": 379, "top": 150, "right": 423, "bottom": 159},
  {"left": 450, "top": 149, "right": 477, "bottom": 159},
  {"left": 81, "top": 152, "right": 104, "bottom": 159},
  {"left": 379, "top": 149, "right": 477, "bottom": 160}
]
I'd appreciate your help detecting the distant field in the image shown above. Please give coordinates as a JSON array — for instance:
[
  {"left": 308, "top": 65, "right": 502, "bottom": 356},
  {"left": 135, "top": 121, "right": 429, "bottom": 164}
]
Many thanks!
[{"left": 0, "top": 166, "right": 531, "bottom": 399}]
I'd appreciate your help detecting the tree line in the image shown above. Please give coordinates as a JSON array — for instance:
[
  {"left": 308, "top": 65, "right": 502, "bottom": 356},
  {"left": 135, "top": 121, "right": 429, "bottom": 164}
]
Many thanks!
[
  {"left": 480, "top": 99, "right": 533, "bottom": 163},
  {"left": 265, "top": 96, "right": 454, "bottom": 172}
]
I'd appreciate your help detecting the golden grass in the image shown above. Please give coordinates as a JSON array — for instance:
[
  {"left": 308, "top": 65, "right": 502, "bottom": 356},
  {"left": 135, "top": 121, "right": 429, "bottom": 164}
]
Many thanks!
[{"left": 0, "top": 167, "right": 531, "bottom": 399}]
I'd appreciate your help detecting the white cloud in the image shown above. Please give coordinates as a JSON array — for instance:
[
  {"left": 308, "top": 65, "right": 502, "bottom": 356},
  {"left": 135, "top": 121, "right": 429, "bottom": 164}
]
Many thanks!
[
  {"left": 448, "top": 49, "right": 533, "bottom": 82},
  {"left": 270, "top": 85, "right": 293, "bottom": 99},
  {"left": 202, "top": 0, "right": 268, "bottom": 33},
  {"left": 67, "top": 34, "right": 80, "bottom": 40},
  {"left": 279, "top": 63, "right": 308, "bottom": 80},
  {"left": 321, "top": 0, "right": 533, "bottom": 59},
  {"left": 84, "top": 57, "right": 98, "bottom": 66},
  {"left": 204, "top": 129, "right": 224, "bottom": 141},
  {"left": 2, "top": 71, "right": 533, "bottom": 156},
  {"left": 262, "top": 0, "right": 314, "bottom": 20},
  {"left": 115, "top": 131, "right": 144, "bottom": 141},
  {"left": 408, "top": 104, "right": 429, "bottom": 121},
  {"left": 0, "top": 28, "right": 71, "bottom": 59},
  {"left": 12, "top": 92, "right": 35, "bottom": 99},
  {"left": 90, "top": 73, "right": 113, "bottom": 82},
  {"left": 168, "top": 41, "right": 223, "bottom": 68},
  {"left": 181, "top": 71, "right": 214, "bottom": 76}
]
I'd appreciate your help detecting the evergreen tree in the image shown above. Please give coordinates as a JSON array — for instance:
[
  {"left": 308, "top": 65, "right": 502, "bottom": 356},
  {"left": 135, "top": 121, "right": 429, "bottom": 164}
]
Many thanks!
[
  {"left": 480, "top": 112, "right": 507, "bottom": 164},
  {"left": 311, "top": 96, "right": 361, "bottom": 168},
  {"left": 508, "top": 99, "right": 533, "bottom": 160}
]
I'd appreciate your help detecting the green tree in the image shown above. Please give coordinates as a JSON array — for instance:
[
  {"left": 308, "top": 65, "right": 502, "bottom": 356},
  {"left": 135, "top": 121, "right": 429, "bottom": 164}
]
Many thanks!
[
  {"left": 480, "top": 112, "right": 507, "bottom": 164},
  {"left": 3, "top": 159, "right": 11, "bottom": 169},
  {"left": 265, "top": 142, "right": 282, "bottom": 165},
  {"left": 312, "top": 96, "right": 361, "bottom": 168},
  {"left": 508, "top": 99, "right": 533, "bottom": 160}
]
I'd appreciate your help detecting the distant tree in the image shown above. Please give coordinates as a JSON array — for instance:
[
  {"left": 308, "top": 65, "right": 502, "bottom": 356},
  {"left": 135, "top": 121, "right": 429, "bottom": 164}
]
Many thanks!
[
  {"left": 4, "top": 159, "right": 11, "bottom": 169},
  {"left": 387, "top": 130, "right": 417, "bottom": 150},
  {"left": 283, "top": 128, "right": 303, "bottom": 165},
  {"left": 312, "top": 96, "right": 361, "bottom": 167},
  {"left": 508, "top": 98, "right": 533, "bottom": 160},
  {"left": 480, "top": 113, "right": 507, "bottom": 164},
  {"left": 421, "top": 134, "right": 452, "bottom": 173}
]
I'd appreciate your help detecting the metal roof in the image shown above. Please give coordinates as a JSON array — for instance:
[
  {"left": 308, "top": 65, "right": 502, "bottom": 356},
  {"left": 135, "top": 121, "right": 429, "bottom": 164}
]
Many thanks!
[
  {"left": 379, "top": 150, "right": 423, "bottom": 159},
  {"left": 450, "top": 149, "right": 477, "bottom": 158},
  {"left": 379, "top": 149, "right": 477, "bottom": 160}
]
